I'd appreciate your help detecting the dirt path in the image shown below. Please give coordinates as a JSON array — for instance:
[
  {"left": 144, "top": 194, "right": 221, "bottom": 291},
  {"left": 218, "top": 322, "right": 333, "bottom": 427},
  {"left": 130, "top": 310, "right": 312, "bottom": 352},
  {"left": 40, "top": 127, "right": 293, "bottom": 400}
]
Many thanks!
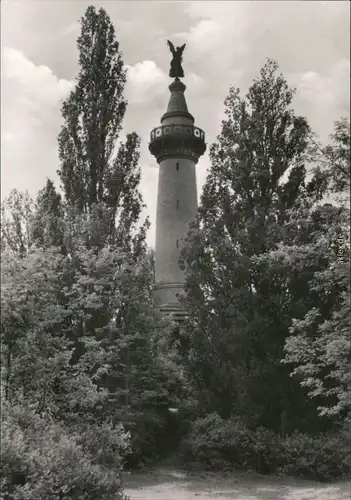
[{"left": 123, "top": 468, "right": 350, "bottom": 500}]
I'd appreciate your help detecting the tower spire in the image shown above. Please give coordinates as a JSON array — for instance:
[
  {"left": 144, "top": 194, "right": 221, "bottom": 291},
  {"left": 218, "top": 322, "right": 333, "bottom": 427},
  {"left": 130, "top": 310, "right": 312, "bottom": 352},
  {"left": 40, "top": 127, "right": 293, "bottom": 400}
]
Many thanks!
[{"left": 161, "top": 78, "right": 193, "bottom": 122}]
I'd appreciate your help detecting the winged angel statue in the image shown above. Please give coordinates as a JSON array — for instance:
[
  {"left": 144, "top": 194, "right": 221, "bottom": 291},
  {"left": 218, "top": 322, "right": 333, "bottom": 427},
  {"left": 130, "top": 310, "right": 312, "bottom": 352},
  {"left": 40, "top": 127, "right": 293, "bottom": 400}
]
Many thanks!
[{"left": 167, "top": 40, "right": 186, "bottom": 78}]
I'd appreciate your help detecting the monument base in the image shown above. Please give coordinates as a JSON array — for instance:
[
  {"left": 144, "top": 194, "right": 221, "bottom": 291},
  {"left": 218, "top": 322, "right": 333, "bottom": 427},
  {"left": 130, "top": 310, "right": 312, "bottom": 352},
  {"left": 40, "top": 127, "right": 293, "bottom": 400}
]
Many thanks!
[{"left": 154, "top": 282, "right": 187, "bottom": 323}]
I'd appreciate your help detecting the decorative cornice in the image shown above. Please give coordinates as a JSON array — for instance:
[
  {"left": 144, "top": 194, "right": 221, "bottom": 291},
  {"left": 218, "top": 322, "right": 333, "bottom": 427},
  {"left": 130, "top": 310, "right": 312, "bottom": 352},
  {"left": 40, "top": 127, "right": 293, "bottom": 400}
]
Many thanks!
[
  {"left": 149, "top": 123, "right": 206, "bottom": 164},
  {"left": 155, "top": 282, "right": 184, "bottom": 290},
  {"left": 150, "top": 124, "right": 205, "bottom": 141}
]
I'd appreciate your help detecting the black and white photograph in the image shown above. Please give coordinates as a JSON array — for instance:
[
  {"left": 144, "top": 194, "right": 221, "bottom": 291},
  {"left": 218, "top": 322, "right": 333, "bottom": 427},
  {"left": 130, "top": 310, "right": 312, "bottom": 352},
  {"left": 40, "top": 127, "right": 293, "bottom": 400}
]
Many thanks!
[{"left": 1, "top": 1, "right": 350, "bottom": 499}]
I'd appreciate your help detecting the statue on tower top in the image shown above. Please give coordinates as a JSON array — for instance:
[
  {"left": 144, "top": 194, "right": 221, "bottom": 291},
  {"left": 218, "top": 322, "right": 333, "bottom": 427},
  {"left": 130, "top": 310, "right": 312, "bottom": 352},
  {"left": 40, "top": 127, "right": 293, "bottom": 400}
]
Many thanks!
[{"left": 167, "top": 40, "right": 186, "bottom": 78}]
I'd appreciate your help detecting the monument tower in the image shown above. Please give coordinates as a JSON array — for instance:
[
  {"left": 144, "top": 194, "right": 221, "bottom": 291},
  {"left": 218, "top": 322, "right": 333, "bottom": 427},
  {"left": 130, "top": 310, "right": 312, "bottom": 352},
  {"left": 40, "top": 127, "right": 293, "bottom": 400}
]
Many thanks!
[{"left": 149, "top": 40, "right": 206, "bottom": 320}]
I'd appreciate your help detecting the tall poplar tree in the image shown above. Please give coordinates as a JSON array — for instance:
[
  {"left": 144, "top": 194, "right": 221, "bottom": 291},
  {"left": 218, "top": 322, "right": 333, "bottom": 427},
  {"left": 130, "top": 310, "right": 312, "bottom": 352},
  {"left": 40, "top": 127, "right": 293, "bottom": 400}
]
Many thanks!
[{"left": 58, "top": 5, "right": 147, "bottom": 254}]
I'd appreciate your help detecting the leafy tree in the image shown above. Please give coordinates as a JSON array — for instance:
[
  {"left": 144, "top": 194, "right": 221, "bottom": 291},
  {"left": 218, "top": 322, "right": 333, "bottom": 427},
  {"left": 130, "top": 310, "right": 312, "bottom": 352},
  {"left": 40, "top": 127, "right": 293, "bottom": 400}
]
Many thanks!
[
  {"left": 57, "top": 5, "right": 147, "bottom": 255},
  {"left": 321, "top": 117, "right": 350, "bottom": 196},
  {"left": 278, "top": 119, "right": 351, "bottom": 419},
  {"left": 180, "top": 59, "right": 333, "bottom": 433},
  {"left": 284, "top": 259, "right": 350, "bottom": 419},
  {"left": 31, "top": 178, "right": 65, "bottom": 249},
  {"left": 60, "top": 238, "right": 186, "bottom": 463},
  {"left": 253, "top": 201, "right": 350, "bottom": 418},
  {"left": 0, "top": 246, "right": 130, "bottom": 499},
  {"left": 1, "top": 189, "right": 34, "bottom": 256}
]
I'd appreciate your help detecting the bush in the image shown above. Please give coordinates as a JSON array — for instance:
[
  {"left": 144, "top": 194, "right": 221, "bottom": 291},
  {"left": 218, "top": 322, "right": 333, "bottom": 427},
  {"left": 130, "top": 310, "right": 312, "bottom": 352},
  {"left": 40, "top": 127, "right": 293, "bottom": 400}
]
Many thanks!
[
  {"left": 1, "top": 402, "right": 130, "bottom": 500},
  {"left": 252, "top": 427, "right": 283, "bottom": 474},
  {"left": 179, "top": 412, "right": 351, "bottom": 481},
  {"left": 179, "top": 412, "right": 257, "bottom": 470},
  {"left": 113, "top": 406, "right": 172, "bottom": 469},
  {"left": 278, "top": 431, "right": 351, "bottom": 481}
]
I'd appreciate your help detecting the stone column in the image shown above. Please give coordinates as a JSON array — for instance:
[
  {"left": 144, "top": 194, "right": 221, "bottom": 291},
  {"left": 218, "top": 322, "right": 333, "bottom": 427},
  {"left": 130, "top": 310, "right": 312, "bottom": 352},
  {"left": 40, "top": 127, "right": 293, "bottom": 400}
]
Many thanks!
[{"left": 149, "top": 78, "right": 206, "bottom": 320}]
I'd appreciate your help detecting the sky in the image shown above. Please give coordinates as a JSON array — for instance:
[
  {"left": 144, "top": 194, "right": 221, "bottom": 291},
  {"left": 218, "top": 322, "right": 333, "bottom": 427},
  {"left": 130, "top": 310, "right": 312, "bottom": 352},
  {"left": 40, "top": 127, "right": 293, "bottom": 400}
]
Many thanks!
[{"left": 1, "top": 0, "right": 350, "bottom": 246}]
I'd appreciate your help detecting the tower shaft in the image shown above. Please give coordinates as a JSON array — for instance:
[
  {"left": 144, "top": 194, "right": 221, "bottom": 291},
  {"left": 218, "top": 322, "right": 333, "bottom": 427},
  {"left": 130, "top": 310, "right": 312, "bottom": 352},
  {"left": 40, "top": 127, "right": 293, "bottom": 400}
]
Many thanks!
[{"left": 149, "top": 78, "right": 206, "bottom": 319}]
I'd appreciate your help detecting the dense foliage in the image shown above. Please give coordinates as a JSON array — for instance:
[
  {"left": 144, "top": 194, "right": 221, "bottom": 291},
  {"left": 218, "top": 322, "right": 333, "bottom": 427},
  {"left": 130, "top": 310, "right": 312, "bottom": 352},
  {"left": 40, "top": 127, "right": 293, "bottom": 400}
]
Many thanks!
[
  {"left": 1, "top": 6, "right": 179, "bottom": 499},
  {"left": 282, "top": 116, "right": 350, "bottom": 418},
  {"left": 0, "top": 245, "right": 131, "bottom": 499},
  {"left": 180, "top": 412, "right": 351, "bottom": 481},
  {"left": 1, "top": 5, "right": 350, "bottom": 495},
  {"left": 178, "top": 60, "right": 350, "bottom": 478},
  {"left": 180, "top": 60, "right": 350, "bottom": 431}
]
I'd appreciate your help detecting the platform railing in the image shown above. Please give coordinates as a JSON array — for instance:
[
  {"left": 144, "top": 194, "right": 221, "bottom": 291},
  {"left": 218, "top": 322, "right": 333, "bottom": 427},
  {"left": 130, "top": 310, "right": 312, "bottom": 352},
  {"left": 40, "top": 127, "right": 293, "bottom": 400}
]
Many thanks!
[{"left": 150, "top": 124, "right": 205, "bottom": 142}]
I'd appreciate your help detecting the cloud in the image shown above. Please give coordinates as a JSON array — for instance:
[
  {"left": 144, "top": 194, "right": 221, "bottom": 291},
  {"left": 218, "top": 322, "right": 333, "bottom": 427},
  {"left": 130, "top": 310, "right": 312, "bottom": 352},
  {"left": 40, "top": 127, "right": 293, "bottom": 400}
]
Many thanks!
[
  {"left": 289, "top": 59, "right": 350, "bottom": 141},
  {"left": 1, "top": 47, "right": 74, "bottom": 197},
  {"left": 183, "top": 2, "right": 249, "bottom": 82},
  {"left": 125, "top": 60, "right": 167, "bottom": 104},
  {"left": 2, "top": 47, "right": 74, "bottom": 107},
  {"left": 181, "top": 1, "right": 350, "bottom": 81},
  {"left": 59, "top": 22, "right": 80, "bottom": 37},
  {"left": 296, "top": 60, "right": 349, "bottom": 107},
  {"left": 178, "top": 1, "right": 349, "bottom": 142}
]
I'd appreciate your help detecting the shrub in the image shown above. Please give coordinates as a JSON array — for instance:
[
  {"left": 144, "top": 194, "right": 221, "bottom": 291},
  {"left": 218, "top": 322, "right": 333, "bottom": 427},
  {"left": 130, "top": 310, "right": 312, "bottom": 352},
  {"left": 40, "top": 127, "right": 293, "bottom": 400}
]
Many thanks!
[
  {"left": 278, "top": 431, "right": 351, "bottom": 481},
  {"left": 0, "top": 402, "right": 130, "bottom": 500},
  {"left": 252, "top": 427, "right": 283, "bottom": 474},
  {"left": 179, "top": 412, "right": 257, "bottom": 470},
  {"left": 115, "top": 407, "right": 171, "bottom": 469},
  {"left": 179, "top": 412, "right": 351, "bottom": 481}
]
